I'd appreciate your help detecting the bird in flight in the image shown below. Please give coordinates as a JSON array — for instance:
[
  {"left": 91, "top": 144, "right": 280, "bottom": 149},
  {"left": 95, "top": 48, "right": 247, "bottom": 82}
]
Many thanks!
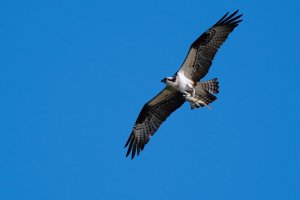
[{"left": 125, "top": 10, "right": 243, "bottom": 159}]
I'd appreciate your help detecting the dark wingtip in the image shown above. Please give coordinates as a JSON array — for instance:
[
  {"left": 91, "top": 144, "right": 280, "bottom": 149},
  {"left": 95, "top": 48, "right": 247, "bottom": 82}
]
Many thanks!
[
  {"left": 124, "top": 134, "right": 132, "bottom": 148},
  {"left": 131, "top": 144, "right": 136, "bottom": 159},
  {"left": 125, "top": 141, "right": 145, "bottom": 160},
  {"left": 125, "top": 137, "right": 134, "bottom": 157},
  {"left": 215, "top": 10, "right": 243, "bottom": 26},
  {"left": 215, "top": 11, "right": 229, "bottom": 25},
  {"left": 232, "top": 9, "right": 239, "bottom": 16},
  {"left": 124, "top": 133, "right": 139, "bottom": 159}
]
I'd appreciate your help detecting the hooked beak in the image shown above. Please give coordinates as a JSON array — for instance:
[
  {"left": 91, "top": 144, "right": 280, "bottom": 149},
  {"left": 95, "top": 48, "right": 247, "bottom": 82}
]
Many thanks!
[{"left": 161, "top": 78, "right": 166, "bottom": 83}]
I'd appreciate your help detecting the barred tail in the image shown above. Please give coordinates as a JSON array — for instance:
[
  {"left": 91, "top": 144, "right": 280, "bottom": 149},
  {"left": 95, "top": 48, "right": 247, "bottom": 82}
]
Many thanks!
[
  {"left": 191, "top": 78, "right": 219, "bottom": 109},
  {"left": 200, "top": 78, "right": 219, "bottom": 94},
  {"left": 194, "top": 92, "right": 217, "bottom": 109}
]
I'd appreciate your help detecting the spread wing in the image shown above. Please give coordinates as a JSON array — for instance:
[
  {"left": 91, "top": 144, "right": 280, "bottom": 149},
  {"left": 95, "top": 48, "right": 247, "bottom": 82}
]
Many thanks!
[
  {"left": 124, "top": 87, "right": 185, "bottom": 159},
  {"left": 177, "top": 10, "right": 243, "bottom": 82}
]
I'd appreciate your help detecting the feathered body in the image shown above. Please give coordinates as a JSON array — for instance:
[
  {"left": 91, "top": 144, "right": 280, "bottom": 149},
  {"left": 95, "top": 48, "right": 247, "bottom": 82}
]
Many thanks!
[{"left": 125, "top": 10, "right": 243, "bottom": 159}]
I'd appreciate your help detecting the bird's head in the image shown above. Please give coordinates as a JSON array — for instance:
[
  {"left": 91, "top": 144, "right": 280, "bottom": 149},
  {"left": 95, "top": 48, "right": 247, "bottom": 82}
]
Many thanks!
[{"left": 161, "top": 76, "right": 176, "bottom": 85}]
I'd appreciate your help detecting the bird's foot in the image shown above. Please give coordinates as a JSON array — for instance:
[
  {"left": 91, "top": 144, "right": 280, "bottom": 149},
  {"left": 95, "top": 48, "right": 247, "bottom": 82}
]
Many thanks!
[{"left": 184, "top": 94, "right": 211, "bottom": 109}]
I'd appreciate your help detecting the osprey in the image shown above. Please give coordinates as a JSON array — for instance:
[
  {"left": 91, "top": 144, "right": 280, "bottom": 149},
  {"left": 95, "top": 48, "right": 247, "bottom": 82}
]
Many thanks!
[{"left": 125, "top": 10, "right": 243, "bottom": 159}]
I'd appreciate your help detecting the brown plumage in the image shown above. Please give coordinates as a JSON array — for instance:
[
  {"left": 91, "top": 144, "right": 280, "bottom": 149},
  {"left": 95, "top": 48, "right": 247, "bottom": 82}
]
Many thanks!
[
  {"left": 125, "top": 89, "right": 185, "bottom": 159},
  {"left": 177, "top": 10, "right": 242, "bottom": 82},
  {"left": 125, "top": 10, "right": 242, "bottom": 159}
]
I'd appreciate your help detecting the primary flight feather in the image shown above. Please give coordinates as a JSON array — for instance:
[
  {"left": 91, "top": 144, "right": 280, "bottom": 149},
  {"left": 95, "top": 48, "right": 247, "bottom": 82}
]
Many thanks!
[{"left": 125, "top": 10, "right": 243, "bottom": 159}]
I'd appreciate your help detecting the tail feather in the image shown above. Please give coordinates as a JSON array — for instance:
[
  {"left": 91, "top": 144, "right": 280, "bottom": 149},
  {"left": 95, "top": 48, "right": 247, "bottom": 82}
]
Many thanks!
[
  {"left": 191, "top": 78, "right": 219, "bottom": 109},
  {"left": 190, "top": 92, "right": 217, "bottom": 109},
  {"left": 200, "top": 78, "right": 219, "bottom": 94},
  {"left": 197, "top": 92, "right": 217, "bottom": 107}
]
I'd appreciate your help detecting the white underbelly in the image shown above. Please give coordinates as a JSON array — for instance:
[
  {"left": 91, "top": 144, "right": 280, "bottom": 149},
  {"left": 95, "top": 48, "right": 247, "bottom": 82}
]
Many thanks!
[{"left": 176, "top": 72, "right": 194, "bottom": 93}]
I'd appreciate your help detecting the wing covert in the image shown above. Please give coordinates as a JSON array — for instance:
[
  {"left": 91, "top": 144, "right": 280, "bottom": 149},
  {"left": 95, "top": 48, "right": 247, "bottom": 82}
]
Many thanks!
[
  {"left": 178, "top": 10, "right": 243, "bottom": 82},
  {"left": 124, "top": 87, "right": 185, "bottom": 159}
]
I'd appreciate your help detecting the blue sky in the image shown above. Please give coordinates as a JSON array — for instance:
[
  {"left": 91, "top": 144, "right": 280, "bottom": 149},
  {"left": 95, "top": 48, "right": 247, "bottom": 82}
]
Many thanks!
[{"left": 0, "top": 0, "right": 299, "bottom": 199}]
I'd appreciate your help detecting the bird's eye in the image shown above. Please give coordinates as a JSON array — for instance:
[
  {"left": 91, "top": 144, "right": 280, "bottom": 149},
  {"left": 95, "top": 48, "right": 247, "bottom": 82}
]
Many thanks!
[{"left": 170, "top": 77, "right": 176, "bottom": 82}]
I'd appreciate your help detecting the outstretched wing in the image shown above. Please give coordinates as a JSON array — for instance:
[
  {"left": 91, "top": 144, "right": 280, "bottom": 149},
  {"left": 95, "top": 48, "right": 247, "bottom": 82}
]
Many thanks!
[
  {"left": 124, "top": 87, "right": 185, "bottom": 159},
  {"left": 178, "top": 10, "right": 243, "bottom": 82}
]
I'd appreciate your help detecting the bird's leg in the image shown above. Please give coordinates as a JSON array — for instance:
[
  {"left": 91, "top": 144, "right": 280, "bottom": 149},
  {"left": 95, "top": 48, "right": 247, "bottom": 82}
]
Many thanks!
[
  {"left": 186, "top": 83, "right": 196, "bottom": 97},
  {"left": 183, "top": 91, "right": 192, "bottom": 101},
  {"left": 183, "top": 91, "right": 211, "bottom": 109},
  {"left": 183, "top": 91, "right": 190, "bottom": 97},
  {"left": 183, "top": 92, "right": 197, "bottom": 109},
  {"left": 192, "top": 87, "right": 196, "bottom": 97},
  {"left": 196, "top": 99, "right": 211, "bottom": 109},
  {"left": 183, "top": 92, "right": 198, "bottom": 106}
]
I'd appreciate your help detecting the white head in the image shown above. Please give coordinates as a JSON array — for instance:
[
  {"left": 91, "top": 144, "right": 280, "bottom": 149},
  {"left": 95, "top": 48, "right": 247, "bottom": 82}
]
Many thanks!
[{"left": 161, "top": 76, "right": 177, "bottom": 86}]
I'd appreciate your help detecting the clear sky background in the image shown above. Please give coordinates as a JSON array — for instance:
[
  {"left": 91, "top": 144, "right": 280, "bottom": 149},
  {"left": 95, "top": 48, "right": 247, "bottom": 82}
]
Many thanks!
[{"left": 0, "top": 0, "right": 299, "bottom": 199}]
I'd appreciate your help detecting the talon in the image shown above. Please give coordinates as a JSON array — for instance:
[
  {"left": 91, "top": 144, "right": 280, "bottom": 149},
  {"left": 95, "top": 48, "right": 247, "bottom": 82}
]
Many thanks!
[
  {"left": 184, "top": 92, "right": 212, "bottom": 110},
  {"left": 196, "top": 99, "right": 212, "bottom": 109},
  {"left": 183, "top": 93, "right": 191, "bottom": 100}
]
